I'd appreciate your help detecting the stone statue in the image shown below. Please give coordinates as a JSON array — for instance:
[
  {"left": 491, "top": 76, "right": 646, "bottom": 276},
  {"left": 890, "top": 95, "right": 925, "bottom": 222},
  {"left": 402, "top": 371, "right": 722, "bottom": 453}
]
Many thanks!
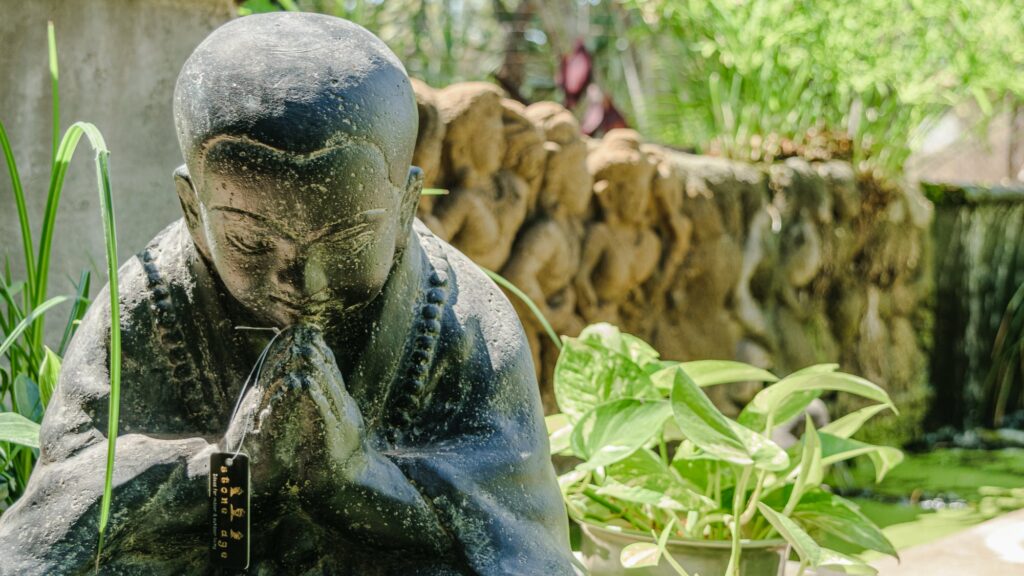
[{"left": 0, "top": 14, "right": 573, "bottom": 576}]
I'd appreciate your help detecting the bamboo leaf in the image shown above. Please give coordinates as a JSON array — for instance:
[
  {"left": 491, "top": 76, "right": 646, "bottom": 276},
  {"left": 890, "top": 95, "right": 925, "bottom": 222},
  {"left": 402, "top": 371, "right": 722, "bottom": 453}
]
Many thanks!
[
  {"left": 37, "top": 346, "right": 61, "bottom": 409},
  {"left": 0, "top": 295, "right": 67, "bottom": 359},
  {"left": 0, "top": 120, "right": 35, "bottom": 292},
  {"left": 0, "top": 412, "right": 41, "bottom": 449}
]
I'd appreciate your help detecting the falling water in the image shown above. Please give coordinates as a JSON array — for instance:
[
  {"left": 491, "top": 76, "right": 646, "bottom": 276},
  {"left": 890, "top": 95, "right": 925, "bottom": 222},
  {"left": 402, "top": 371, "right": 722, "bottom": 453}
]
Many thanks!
[{"left": 929, "top": 184, "right": 1024, "bottom": 429}]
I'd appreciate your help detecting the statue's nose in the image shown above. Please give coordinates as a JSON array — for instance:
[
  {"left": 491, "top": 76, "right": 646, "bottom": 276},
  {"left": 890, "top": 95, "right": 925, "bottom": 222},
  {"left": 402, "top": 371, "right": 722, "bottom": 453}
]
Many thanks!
[
  {"left": 302, "top": 257, "right": 328, "bottom": 299},
  {"left": 276, "top": 253, "right": 327, "bottom": 300}
]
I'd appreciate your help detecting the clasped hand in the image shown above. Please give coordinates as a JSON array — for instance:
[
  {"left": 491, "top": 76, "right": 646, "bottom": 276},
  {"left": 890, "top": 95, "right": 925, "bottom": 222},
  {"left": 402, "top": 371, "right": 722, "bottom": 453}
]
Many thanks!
[{"left": 224, "top": 324, "right": 364, "bottom": 494}]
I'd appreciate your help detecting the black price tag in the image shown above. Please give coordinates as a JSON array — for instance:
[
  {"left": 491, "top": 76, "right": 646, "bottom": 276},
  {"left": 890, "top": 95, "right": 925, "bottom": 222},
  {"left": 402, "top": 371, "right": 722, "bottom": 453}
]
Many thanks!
[{"left": 210, "top": 452, "right": 250, "bottom": 570}]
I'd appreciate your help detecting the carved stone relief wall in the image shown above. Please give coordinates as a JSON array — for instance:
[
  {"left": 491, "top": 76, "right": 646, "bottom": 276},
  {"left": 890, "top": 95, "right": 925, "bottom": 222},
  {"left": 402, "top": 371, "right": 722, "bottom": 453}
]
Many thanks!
[{"left": 413, "top": 81, "right": 932, "bottom": 441}]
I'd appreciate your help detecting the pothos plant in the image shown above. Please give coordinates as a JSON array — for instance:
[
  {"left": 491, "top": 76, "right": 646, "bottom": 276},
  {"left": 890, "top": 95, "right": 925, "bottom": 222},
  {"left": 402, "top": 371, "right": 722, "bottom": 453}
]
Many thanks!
[{"left": 547, "top": 324, "right": 902, "bottom": 576}]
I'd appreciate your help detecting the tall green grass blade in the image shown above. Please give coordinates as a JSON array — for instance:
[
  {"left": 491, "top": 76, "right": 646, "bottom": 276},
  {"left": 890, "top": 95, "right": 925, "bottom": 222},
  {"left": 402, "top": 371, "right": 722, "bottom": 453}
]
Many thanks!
[
  {"left": 0, "top": 121, "right": 35, "bottom": 294},
  {"left": 47, "top": 21, "right": 59, "bottom": 166},
  {"left": 481, "top": 267, "right": 561, "bottom": 349},
  {"left": 58, "top": 270, "right": 91, "bottom": 355},
  {"left": 66, "top": 125, "right": 122, "bottom": 570}
]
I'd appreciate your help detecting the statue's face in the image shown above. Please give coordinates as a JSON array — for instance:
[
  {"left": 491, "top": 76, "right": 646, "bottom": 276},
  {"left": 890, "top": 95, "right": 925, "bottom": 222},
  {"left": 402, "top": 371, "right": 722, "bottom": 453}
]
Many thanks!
[{"left": 194, "top": 140, "right": 403, "bottom": 326}]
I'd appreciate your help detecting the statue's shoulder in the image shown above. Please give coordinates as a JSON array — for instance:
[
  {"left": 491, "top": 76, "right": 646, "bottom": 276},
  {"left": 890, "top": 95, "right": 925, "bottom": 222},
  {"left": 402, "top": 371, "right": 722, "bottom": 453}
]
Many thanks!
[
  {"left": 416, "top": 222, "right": 532, "bottom": 376},
  {"left": 55, "top": 219, "right": 236, "bottom": 437}
]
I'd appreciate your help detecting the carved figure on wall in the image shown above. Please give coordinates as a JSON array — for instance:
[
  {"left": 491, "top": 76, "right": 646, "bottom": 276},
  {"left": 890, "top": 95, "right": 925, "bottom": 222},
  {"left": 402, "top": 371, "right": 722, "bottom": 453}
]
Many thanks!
[
  {"left": 576, "top": 129, "right": 661, "bottom": 325},
  {"left": 500, "top": 99, "right": 547, "bottom": 214},
  {"left": 639, "top": 145, "right": 693, "bottom": 320},
  {"left": 650, "top": 158, "right": 744, "bottom": 403},
  {"left": 430, "top": 83, "right": 530, "bottom": 270},
  {"left": 0, "top": 14, "right": 574, "bottom": 575},
  {"left": 502, "top": 104, "right": 592, "bottom": 407}
]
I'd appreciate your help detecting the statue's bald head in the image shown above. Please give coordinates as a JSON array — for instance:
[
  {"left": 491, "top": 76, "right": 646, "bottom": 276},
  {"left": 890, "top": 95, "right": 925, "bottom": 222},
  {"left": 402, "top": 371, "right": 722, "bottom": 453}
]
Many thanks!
[
  {"left": 172, "top": 14, "right": 425, "bottom": 327},
  {"left": 174, "top": 12, "right": 417, "bottom": 186}
]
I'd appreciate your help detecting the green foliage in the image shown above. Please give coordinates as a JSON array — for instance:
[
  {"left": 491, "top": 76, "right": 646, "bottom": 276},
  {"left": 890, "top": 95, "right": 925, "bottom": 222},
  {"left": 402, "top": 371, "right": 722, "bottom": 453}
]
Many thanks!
[
  {"left": 239, "top": 0, "right": 1024, "bottom": 177},
  {"left": 238, "top": 0, "right": 509, "bottom": 89},
  {"left": 622, "top": 0, "right": 1024, "bottom": 176},
  {"left": 551, "top": 323, "right": 902, "bottom": 575},
  {"left": 0, "top": 23, "right": 124, "bottom": 566}
]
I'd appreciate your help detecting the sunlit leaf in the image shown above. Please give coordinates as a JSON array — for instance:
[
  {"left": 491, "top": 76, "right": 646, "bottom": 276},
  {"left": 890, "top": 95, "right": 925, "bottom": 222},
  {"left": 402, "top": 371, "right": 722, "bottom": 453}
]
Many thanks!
[
  {"left": 817, "top": 548, "right": 879, "bottom": 575},
  {"left": 621, "top": 542, "right": 662, "bottom": 568},
  {"left": 818, "top": 433, "right": 903, "bottom": 482},
  {"left": 758, "top": 502, "right": 822, "bottom": 565},
  {"left": 786, "top": 414, "right": 822, "bottom": 509},
  {"left": 554, "top": 328, "right": 658, "bottom": 422},
  {"left": 674, "top": 360, "right": 777, "bottom": 388},
  {"left": 740, "top": 370, "right": 895, "bottom": 431},
  {"left": 670, "top": 368, "right": 789, "bottom": 470},
  {"left": 571, "top": 399, "right": 672, "bottom": 470},
  {"left": 820, "top": 404, "right": 892, "bottom": 439}
]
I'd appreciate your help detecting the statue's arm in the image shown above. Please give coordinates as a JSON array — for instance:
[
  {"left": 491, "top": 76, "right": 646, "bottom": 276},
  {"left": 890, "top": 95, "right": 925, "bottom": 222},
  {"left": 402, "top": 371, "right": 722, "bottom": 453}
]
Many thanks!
[
  {"left": 381, "top": 335, "right": 576, "bottom": 575},
  {"left": 501, "top": 221, "right": 559, "bottom": 318},
  {"left": 290, "top": 303, "right": 573, "bottom": 574},
  {"left": 0, "top": 299, "right": 213, "bottom": 576},
  {"left": 0, "top": 434, "right": 213, "bottom": 576},
  {"left": 575, "top": 223, "right": 610, "bottom": 315}
]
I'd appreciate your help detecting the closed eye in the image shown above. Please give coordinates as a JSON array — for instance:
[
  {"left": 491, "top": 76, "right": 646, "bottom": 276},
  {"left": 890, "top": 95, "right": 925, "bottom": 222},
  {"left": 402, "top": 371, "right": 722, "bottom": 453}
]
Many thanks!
[{"left": 226, "top": 232, "right": 273, "bottom": 254}]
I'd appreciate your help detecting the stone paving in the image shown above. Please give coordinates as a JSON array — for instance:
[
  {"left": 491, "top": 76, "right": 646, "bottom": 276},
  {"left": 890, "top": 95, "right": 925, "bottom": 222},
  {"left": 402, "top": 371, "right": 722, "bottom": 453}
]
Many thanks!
[{"left": 868, "top": 508, "right": 1024, "bottom": 575}]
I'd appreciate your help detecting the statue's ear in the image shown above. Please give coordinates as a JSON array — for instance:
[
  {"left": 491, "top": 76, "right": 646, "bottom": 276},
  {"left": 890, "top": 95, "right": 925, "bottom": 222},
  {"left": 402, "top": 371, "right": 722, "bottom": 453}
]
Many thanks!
[
  {"left": 398, "top": 166, "right": 424, "bottom": 247},
  {"left": 173, "top": 165, "right": 210, "bottom": 260}
]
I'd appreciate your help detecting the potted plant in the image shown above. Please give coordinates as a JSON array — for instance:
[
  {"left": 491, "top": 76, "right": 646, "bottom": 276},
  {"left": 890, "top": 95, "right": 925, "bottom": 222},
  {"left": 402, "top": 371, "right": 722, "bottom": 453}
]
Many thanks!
[{"left": 547, "top": 324, "right": 902, "bottom": 576}]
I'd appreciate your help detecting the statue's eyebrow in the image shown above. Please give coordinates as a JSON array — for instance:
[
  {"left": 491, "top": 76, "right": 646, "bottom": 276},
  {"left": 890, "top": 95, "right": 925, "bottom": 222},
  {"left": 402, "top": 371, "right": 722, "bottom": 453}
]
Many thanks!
[
  {"left": 311, "top": 208, "right": 387, "bottom": 242},
  {"left": 208, "top": 205, "right": 273, "bottom": 224}
]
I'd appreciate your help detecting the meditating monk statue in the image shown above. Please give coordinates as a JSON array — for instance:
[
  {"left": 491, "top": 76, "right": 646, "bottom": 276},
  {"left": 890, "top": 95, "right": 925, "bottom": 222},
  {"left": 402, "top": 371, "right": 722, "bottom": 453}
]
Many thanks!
[{"left": 0, "top": 13, "right": 573, "bottom": 576}]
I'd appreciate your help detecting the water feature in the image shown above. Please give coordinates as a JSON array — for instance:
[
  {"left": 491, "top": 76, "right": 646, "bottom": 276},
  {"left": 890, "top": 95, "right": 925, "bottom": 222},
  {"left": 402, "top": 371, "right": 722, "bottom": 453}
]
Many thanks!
[{"left": 928, "top": 183, "right": 1024, "bottom": 429}]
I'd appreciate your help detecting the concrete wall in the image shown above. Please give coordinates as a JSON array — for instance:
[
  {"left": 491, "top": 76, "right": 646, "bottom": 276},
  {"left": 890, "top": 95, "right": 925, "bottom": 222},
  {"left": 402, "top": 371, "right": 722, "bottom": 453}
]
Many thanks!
[{"left": 0, "top": 0, "right": 233, "bottom": 292}]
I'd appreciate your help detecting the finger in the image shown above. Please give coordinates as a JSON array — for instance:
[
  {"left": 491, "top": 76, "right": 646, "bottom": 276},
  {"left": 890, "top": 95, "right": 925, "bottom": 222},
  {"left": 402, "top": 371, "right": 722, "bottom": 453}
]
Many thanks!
[
  {"left": 307, "top": 386, "right": 338, "bottom": 428},
  {"left": 314, "top": 356, "right": 349, "bottom": 414}
]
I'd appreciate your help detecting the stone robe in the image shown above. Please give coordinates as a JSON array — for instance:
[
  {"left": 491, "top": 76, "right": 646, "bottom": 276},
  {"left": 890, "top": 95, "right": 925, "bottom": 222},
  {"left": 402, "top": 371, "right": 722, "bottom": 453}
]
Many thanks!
[{"left": 0, "top": 220, "right": 573, "bottom": 576}]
